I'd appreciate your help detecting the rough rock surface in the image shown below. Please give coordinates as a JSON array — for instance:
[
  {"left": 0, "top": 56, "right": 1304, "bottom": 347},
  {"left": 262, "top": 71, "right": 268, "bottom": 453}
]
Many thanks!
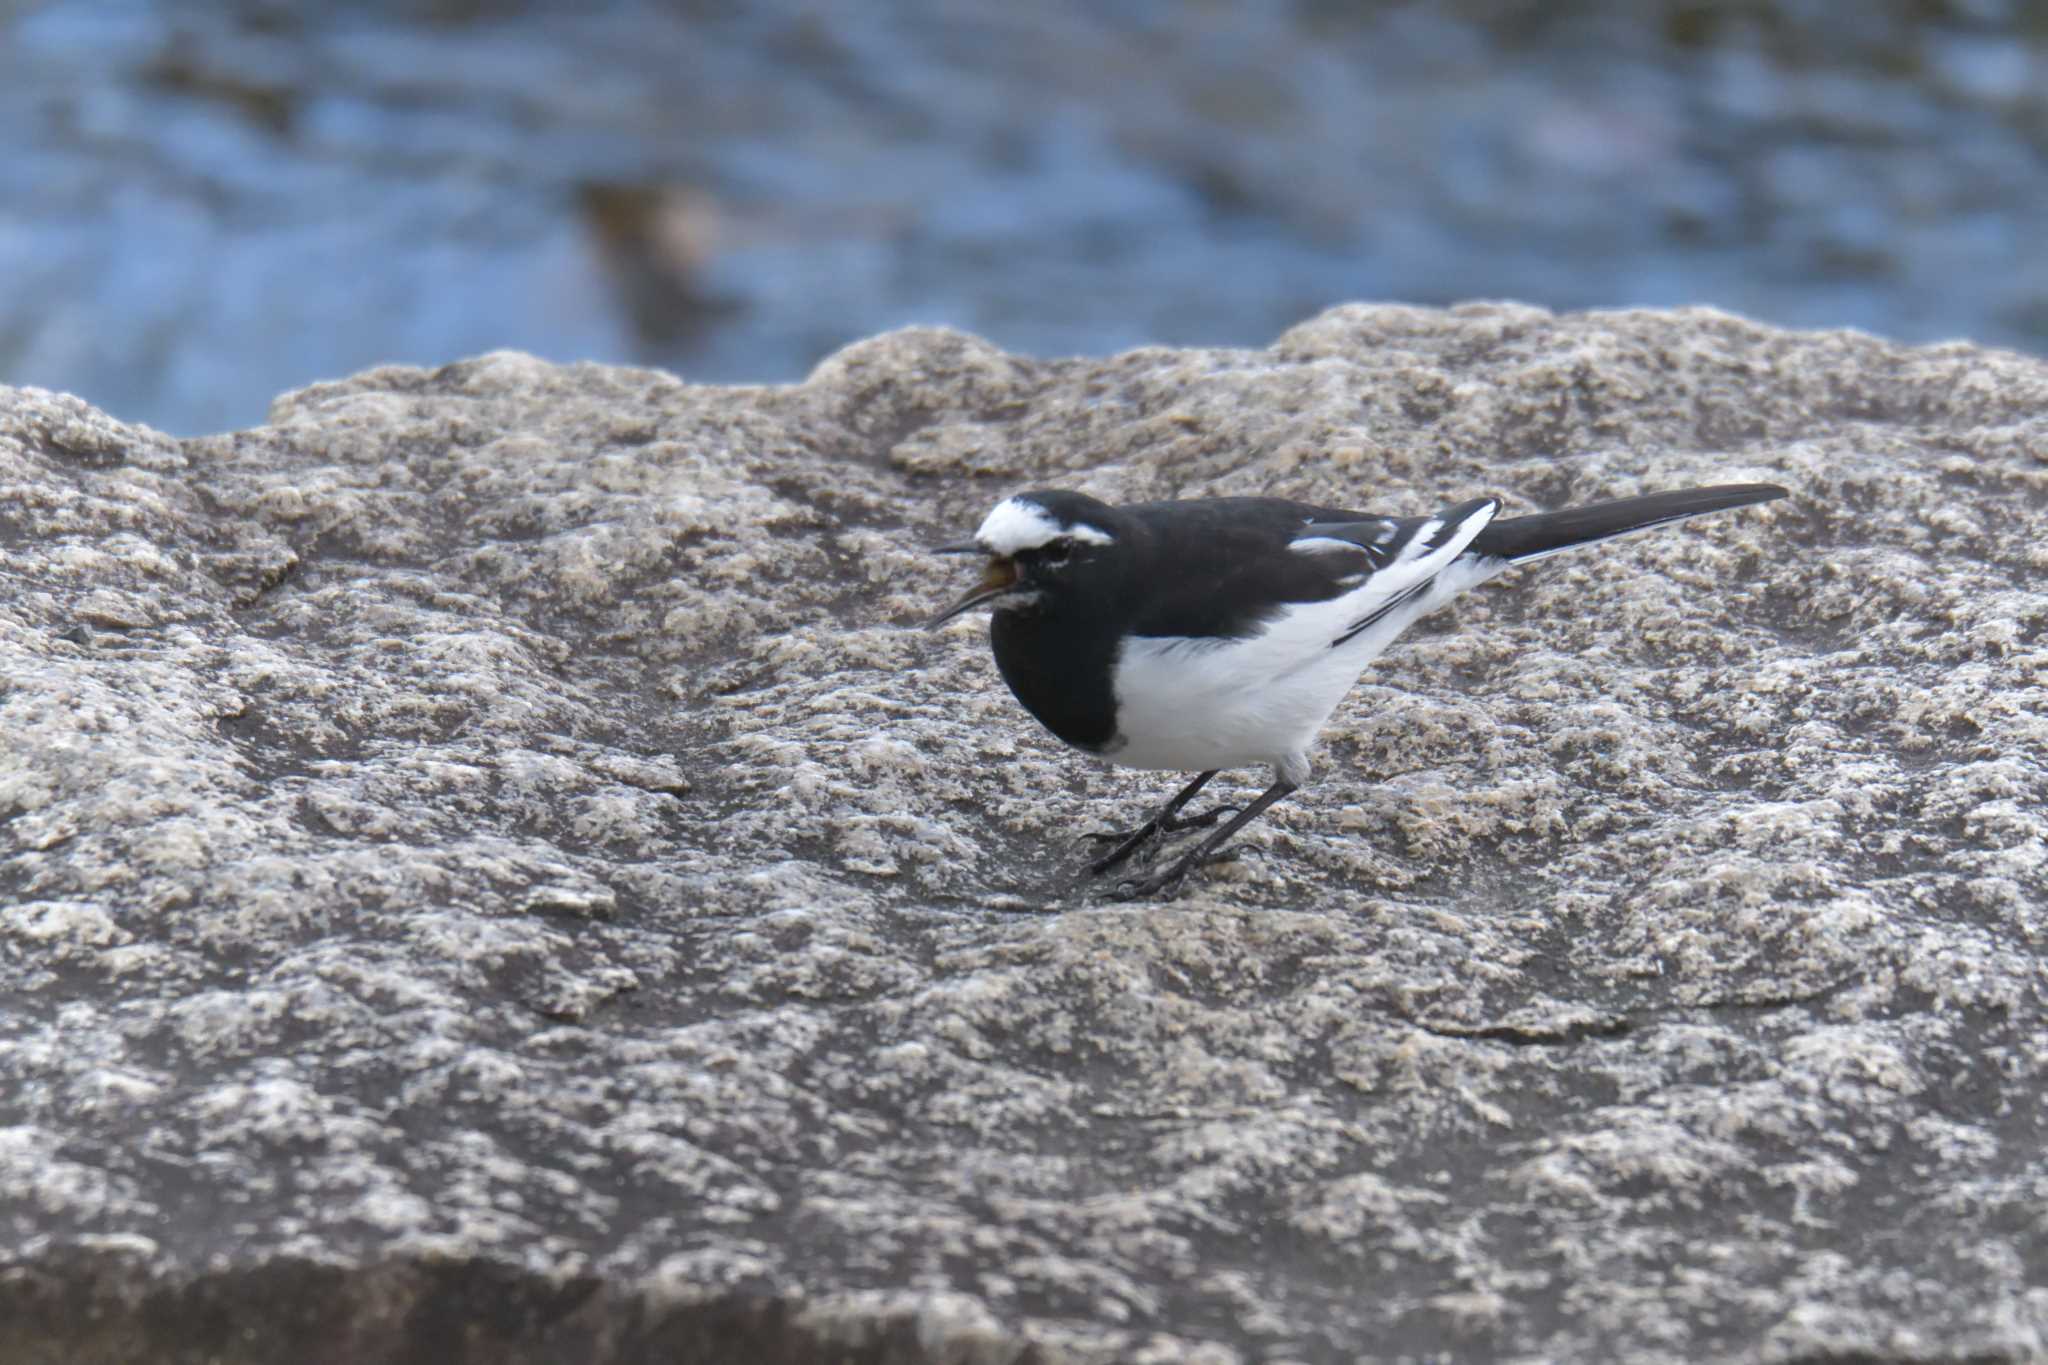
[{"left": 2, "top": 305, "right": 2045, "bottom": 1363}]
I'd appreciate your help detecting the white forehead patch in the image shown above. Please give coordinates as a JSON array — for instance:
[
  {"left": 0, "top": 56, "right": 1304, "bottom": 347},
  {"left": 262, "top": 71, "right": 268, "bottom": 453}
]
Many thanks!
[{"left": 974, "top": 497, "right": 1114, "bottom": 555}]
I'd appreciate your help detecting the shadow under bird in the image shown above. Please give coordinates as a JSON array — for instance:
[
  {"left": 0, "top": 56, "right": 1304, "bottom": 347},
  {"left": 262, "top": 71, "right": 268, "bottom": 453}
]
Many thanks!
[{"left": 929, "top": 482, "right": 1788, "bottom": 899}]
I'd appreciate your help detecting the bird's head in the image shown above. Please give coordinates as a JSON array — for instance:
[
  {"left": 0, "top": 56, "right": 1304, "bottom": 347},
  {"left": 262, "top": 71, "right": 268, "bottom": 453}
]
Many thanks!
[{"left": 926, "top": 491, "right": 1124, "bottom": 628}]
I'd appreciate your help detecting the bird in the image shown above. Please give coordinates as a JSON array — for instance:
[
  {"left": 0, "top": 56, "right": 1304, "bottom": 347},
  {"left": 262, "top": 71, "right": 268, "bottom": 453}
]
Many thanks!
[{"left": 927, "top": 481, "right": 1789, "bottom": 899}]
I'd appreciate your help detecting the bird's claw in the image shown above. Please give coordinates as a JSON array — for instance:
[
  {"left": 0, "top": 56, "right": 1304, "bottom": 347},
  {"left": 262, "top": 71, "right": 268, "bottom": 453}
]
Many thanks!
[
  {"left": 1110, "top": 871, "right": 1182, "bottom": 901},
  {"left": 1107, "top": 849, "right": 1241, "bottom": 901},
  {"left": 1173, "top": 803, "right": 1241, "bottom": 832},
  {"left": 1087, "top": 844, "right": 1144, "bottom": 877},
  {"left": 1083, "top": 802, "right": 1248, "bottom": 878}
]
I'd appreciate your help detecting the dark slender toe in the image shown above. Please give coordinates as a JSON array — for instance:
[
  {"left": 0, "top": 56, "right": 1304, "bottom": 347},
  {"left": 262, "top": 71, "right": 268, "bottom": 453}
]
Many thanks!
[
  {"left": 1161, "top": 802, "right": 1242, "bottom": 833},
  {"left": 1102, "top": 778, "right": 1297, "bottom": 899},
  {"left": 1083, "top": 817, "right": 1169, "bottom": 875},
  {"left": 1111, "top": 866, "right": 1188, "bottom": 901},
  {"left": 1087, "top": 841, "right": 1145, "bottom": 876},
  {"left": 1077, "top": 772, "right": 1225, "bottom": 880}
]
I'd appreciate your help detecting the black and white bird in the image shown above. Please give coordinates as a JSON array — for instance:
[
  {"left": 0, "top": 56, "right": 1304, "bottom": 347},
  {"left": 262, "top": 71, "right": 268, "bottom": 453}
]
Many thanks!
[{"left": 928, "top": 482, "right": 1788, "bottom": 899}]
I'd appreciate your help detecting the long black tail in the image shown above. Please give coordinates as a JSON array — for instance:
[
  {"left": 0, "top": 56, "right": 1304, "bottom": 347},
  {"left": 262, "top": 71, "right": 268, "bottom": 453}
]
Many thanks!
[{"left": 1470, "top": 483, "right": 1788, "bottom": 565}]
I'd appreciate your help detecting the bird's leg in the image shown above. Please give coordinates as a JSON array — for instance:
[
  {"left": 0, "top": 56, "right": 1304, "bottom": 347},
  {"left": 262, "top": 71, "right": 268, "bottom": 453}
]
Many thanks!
[
  {"left": 1111, "top": 780, "right": 1299, "bottom": 900},
  {"left": 1084, "top": 777, "right": 1244, "bottom": 842},
  {"left": 1165, "top": 800, "right": 1243, "bottom": 832},
  {"left": 1084, "top": 770, "right": 1227, "bottom": 875}
]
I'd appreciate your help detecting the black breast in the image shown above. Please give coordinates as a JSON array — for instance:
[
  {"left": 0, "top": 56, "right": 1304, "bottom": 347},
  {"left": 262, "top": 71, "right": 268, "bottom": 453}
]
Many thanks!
[{"left": 989, "top": 609, "right": 1121, "bottom": 753}]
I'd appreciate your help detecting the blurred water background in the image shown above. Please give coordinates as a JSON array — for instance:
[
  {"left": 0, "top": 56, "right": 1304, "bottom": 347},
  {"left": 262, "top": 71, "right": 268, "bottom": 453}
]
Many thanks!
[{"left": 4, "top": 0, "right": 2046, "bottom": 435}]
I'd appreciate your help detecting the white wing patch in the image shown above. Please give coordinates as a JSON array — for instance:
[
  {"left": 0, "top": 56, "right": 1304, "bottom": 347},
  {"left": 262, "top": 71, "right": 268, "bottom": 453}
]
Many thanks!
[
  {"left": 1395, "top": 518, "right": 1442, "bottom": 564},
  {"left": 975, "top": 497, "right": 1114, "bottom": 555},
  {"left": 1331, "top": 504, "right": 1495, "bottom": 646},
  {"left": 1110, "top": 500, "right": 1504, "bottom": 782},
  {"left": 1289, "top": 536, "right": 1370, "bottom": 556}
]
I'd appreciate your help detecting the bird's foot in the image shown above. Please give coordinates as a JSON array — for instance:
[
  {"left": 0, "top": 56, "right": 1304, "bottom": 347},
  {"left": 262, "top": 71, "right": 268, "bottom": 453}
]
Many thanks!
[
  {"left": 1080, "top": 803, "right": 1243, "bottom": 875},
  {"left": 1099, "top": 777, "right": 1294, "bottom": 900},
  {"left": 1107, "top": 849, "right": 1240, "bottom": 901}
]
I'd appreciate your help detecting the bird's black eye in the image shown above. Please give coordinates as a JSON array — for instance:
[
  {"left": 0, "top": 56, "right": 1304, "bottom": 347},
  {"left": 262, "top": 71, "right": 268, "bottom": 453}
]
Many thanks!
[{"left": 1042, "top": 537, "right": 1074, "bottom": 565}]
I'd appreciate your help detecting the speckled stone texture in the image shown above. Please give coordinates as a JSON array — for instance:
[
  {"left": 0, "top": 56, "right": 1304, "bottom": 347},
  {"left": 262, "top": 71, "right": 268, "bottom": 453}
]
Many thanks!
[{"left": 2, "top": 304, "right": 2045, "bottom": 1363}]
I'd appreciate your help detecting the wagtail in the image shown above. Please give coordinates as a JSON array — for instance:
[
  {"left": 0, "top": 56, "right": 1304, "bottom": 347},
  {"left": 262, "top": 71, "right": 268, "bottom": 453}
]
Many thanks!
[{"left": 930, "top": 482, "right": 1787, "bottom": 898}]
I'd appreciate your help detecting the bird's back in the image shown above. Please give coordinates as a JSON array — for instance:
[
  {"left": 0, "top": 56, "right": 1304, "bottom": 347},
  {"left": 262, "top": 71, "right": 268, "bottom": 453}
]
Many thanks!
[{"left": 1117, "top": 497, "right": 1442, "bottom": 641}]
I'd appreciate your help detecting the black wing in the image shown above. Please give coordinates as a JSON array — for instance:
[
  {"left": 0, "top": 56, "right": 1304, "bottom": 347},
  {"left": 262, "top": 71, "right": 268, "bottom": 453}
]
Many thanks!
[
  {"left": 1119, "top": 496, "right": 1479, "bottom": 641},
  {"left": 1293, "top": 497, "right": 1499, "bottom": 570}
]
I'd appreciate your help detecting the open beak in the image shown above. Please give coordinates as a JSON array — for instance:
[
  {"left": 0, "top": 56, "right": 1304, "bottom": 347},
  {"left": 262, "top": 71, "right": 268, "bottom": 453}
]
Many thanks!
[{"left": 927, "top": 547, "right": 1017, "bottom": 628}]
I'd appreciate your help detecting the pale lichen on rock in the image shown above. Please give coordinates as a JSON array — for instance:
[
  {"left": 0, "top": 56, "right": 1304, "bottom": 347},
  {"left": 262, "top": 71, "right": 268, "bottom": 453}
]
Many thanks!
[{"left": 1, "top": 304, "right": 2046, "bottom": 1361}]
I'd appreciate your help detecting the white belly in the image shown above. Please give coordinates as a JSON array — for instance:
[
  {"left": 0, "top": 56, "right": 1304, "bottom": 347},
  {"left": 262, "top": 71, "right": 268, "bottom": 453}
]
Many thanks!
[
  {"left": 1109, "top": 632, "right": 1365, "bottom": 780},
  {"left": 1106, "top": 553, "right": 1504, "bottom": 783}
]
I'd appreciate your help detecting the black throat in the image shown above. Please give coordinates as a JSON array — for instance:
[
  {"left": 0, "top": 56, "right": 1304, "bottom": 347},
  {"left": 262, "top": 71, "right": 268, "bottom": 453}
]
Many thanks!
[{"left": 989, "top": 600, "right": 1125, "bottom": 753}]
